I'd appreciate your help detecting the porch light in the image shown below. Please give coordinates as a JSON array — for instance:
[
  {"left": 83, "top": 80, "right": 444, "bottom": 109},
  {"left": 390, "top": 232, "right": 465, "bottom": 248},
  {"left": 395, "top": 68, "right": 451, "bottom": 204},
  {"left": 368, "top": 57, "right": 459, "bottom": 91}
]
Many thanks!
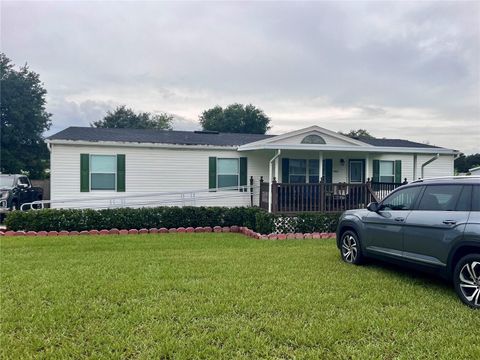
[{"left": 340, "top": 159, "right": 345, "bottom": 166}]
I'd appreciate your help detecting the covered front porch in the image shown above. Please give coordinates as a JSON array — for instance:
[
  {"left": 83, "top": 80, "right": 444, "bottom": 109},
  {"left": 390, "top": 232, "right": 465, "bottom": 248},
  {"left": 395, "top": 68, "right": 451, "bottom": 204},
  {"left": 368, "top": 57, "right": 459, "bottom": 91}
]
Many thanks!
[
  {"left": 256, "top": 149, "right": 405, "bottom": 213},
  {"left": 238, "top": 126, "right": 414, "bottom": 214}
]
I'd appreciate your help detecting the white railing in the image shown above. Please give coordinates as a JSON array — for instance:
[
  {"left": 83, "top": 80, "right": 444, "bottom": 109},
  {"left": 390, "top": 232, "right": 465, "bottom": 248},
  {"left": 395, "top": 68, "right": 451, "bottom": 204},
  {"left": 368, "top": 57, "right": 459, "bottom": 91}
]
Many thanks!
[{"left": 20, "top": 185, "right": 260, "bottom": 211}]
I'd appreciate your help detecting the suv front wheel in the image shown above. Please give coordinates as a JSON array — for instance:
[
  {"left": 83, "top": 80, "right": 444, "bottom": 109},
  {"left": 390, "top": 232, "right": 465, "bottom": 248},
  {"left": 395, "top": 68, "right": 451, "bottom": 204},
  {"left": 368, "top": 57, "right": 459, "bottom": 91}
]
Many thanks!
[
  {"left": 340, "top": 230, "right": 364, "bottom": 265},
  {"left": 454, "top": 254, "right": 480, "bottom": 309}
]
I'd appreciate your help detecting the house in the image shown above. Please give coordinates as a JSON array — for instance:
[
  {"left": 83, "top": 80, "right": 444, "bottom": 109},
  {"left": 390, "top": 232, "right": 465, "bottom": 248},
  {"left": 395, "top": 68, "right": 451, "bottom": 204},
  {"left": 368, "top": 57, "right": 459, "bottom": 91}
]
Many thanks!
[{"left": 46, "top": 125, "right": 458, "bottom": 213}]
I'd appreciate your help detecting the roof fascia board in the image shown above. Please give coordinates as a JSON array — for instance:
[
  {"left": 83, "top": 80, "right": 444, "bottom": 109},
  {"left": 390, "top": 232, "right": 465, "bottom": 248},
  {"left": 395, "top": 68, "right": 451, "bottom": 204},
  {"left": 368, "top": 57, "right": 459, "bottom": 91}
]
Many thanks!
[
  {"left": 47, "top": 139, "right": 238, "bottom": 151},
  {"left": 238, "top": 143, "right": 456, "bottom": 154}
]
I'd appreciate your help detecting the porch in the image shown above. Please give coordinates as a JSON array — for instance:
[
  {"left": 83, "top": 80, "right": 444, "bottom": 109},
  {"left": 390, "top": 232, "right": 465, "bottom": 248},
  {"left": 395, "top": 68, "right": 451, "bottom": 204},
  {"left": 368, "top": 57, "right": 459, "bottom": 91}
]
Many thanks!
[{"left": 259, "top": 179, "right": 404, "bottom": 214}]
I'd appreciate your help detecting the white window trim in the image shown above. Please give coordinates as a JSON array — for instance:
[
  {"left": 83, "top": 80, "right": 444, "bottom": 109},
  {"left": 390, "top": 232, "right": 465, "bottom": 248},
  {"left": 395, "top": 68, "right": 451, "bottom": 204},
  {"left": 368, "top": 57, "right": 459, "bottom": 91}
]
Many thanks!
[
  {"left": 288, "top": 159, "right": 319, "bottom": 184},
  {"left": 90, "top": 154, "right": 117, "bottom": 191},
  {"left": 379, "top": 160, "right": 395, "bottom": 183},
  {"left": 217, "top": 158, "right": 240, "bottom": 190}
]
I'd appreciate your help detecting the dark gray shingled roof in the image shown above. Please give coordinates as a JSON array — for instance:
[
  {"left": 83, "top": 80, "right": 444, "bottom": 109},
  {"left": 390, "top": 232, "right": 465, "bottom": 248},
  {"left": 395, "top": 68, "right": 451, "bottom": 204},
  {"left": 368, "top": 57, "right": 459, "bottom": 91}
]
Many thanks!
[
  {"left": 48, "top": 127, "right": 274, "bottom": 146},
  {"left": 354, "top": 136, "right": 444, "bottom": 149},
  {"left": 48, "top": 126, "right": 445, "bottom": 149}
]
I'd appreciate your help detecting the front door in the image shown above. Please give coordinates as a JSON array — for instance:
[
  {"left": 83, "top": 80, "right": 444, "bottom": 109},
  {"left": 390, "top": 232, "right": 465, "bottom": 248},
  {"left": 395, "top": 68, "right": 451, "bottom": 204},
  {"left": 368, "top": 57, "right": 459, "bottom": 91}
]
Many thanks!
[
  {"left": 349, "top": 160, "right": 364, "bottom": 183},
  {"left": 363, "top": 185, "right": 423, "bottom": 258}
]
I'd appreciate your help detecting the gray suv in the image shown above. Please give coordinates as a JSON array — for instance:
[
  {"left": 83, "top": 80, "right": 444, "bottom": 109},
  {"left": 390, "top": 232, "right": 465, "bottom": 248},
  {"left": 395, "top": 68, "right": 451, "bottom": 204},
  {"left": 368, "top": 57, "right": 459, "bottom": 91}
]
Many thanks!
[{"left": 336, "top": 176, "right": 480, "bottom": 308}]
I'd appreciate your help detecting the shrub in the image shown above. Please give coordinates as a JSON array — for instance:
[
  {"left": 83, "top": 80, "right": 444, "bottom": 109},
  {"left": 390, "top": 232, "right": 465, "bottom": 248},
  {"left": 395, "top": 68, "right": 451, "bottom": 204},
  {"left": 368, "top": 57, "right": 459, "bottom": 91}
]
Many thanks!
[{"left": 4, "top": 206, "right": 266, "bottom": 232}]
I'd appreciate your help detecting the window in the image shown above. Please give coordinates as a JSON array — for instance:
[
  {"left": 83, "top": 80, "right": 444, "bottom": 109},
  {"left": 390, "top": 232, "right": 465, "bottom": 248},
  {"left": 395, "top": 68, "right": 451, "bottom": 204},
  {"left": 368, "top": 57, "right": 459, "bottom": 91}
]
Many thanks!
[
  {"left": 349, "top": 160, "right": 363, "bottom": 183},
  {"left": 301, "top": 134, "right": 326, "bottom": 144},
  {"left": 17, "top": 177, "right": 30, "bottom": 187},
  {"left": 379, "top": 161, "right": 395, "bottom": 183},
  {"left": 289, "top": 159, "right": 307, "bottom": 183},
  {"left": 308, "top": 160, "right": 319, "bottom": 183},
  {"left": 381, "top": 186, "right": 422, "bottom": 211},
  {"left": 456, "top": 186, "right": 472, "bottom": 211},
  {"left": 217, "top": 158, "right": 239, "bottom": 189},
  {"left": 418, "top": 185, "right": 463, "bottom": 211},
  {"left": 473, "top": 186, "right": 480, "bottom": 211},
  {"left": 91, "top": 155, "right": 116, "bottom": 190}
]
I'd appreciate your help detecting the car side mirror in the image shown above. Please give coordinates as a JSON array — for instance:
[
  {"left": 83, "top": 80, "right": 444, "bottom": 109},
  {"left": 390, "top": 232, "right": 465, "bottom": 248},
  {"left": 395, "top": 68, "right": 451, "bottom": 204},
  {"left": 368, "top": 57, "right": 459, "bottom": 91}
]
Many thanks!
[{"left": 367, "top": 202, "right": 379, "bottom": 212}]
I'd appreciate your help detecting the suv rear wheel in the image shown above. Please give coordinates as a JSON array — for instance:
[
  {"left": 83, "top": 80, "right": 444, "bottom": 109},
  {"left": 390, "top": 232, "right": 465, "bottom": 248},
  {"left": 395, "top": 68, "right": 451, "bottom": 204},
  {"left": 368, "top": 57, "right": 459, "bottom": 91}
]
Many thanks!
[
  {"left": 453, "top": 254, "right": 480, "bottom": 309},
  {"left": 340, "top": 230, "right": 364, "bottom": 265}
]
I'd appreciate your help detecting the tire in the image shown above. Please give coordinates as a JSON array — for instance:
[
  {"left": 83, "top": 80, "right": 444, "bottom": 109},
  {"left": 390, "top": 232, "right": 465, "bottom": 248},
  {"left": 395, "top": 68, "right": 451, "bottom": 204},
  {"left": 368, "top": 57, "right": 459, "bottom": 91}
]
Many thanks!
[
  {"left": 340, "top": 230, "right": 364, "bottom": 265},
  {"left": 453, "top": 254, "right": 480, "bottom": 309}
]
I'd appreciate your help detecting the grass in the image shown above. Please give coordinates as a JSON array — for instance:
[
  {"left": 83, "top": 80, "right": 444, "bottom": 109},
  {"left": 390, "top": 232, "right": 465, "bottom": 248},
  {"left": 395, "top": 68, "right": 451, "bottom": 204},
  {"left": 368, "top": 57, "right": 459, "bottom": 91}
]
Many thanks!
[{"left": 1, "top": 234, "right": 479, "bottom": 359}]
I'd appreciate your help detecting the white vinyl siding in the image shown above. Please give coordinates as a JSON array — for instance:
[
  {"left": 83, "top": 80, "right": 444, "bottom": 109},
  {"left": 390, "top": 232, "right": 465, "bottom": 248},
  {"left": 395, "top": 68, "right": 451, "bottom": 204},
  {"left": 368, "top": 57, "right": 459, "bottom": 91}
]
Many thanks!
[{"left": 50, "top": 145, "right": 273, "bottom": 208}]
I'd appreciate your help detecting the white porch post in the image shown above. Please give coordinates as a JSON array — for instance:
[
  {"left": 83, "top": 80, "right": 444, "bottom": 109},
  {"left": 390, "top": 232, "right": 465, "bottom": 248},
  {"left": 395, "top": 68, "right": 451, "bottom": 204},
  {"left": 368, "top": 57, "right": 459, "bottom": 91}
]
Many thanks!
[
  {"left": 268, "top": 150, "right": 281, "bottom": 213},
  {"left": 319, "top": 152, "right": 323, "bottom": 181},
  {"left": 365, "top": 154, "right": 370, "bottom": 182},
  {"left": 275, "top": 156, "right": 279, "bottom": 183}
]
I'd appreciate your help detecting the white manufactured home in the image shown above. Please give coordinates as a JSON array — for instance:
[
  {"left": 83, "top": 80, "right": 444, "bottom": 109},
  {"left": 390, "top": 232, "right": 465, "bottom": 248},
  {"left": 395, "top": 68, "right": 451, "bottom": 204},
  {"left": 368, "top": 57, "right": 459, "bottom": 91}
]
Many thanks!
[{"left": 47, "top": 125, "right": 458, "bottom": 212}]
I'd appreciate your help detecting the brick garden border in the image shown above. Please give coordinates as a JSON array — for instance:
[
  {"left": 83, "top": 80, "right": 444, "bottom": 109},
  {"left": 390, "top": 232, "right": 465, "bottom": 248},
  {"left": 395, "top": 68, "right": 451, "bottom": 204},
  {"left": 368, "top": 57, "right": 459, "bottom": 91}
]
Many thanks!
[{"left": 0, "top": 226, "right": 336, "bottom": 240}]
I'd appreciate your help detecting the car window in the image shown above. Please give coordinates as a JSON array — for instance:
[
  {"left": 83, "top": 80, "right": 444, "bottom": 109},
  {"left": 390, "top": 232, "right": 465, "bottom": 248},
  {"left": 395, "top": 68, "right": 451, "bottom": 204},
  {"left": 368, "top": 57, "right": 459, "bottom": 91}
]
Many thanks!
[
  {"left": 17, "top": 177, "right": 30, "bottom": 186},
  {"left": 381, "top": 186, "right": 422, "bottom": 211},
  {"left": 456, "top": 185, "right": 472, "bottom": 211},
  {"left": 418, "top": 185, "right": 463, "bottom": 211},
  {"left": 472, "top": 186, "right": 480, "bottom": 212}
]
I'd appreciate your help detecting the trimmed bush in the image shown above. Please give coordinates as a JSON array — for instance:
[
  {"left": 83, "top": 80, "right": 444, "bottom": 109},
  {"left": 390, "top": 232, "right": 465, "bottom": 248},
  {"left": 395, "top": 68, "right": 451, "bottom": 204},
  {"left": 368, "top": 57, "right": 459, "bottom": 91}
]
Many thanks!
[{"left": 5, "top": 206, "right": 265, "bottom": 232}]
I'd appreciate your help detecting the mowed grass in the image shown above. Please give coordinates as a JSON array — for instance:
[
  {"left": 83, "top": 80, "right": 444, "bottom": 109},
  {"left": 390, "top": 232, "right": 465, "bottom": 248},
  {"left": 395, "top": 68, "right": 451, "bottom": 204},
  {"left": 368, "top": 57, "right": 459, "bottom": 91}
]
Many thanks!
[{"left": 1, "top": 234, "right": 479, "bottom": 359}]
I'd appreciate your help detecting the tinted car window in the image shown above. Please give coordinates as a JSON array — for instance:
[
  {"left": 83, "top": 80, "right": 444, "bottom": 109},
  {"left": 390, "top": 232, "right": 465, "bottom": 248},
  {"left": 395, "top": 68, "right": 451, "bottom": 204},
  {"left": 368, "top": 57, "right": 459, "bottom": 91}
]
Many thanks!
[
  {"left": 473, "top": 185, "right": 480, "bottom": 211},
  {"left": 455, "top": 185, "right": 472, "bottom": 211},
  {"left": 18, "top": 177, "right": 30, "bottom": 186},
  {"left": 381, "top": 186, "right": 422, "bottom": 211},
  {"left": 418, "top": 185, "right": 462, "bottom": 211}
]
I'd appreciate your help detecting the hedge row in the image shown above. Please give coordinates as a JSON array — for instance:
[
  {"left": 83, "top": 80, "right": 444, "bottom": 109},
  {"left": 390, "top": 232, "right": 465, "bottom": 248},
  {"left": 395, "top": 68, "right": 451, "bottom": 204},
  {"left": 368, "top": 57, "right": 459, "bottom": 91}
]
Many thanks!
[
  {"left": 5, "top": 207, "right": 262, "bottom": 232},
  {"left": 5, "top": 206, "right": 342, "bottom": 234}
]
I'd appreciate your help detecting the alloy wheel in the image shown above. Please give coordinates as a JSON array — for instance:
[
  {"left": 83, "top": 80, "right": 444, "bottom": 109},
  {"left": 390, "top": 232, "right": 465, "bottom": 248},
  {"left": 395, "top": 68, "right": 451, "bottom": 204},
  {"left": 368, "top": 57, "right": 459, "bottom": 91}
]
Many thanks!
[
  {"left": 342, "top": 234, "right": 358, "bottom": 263},
  {"left": 459, "top": 261, "right": 480, "bottom": 307}
]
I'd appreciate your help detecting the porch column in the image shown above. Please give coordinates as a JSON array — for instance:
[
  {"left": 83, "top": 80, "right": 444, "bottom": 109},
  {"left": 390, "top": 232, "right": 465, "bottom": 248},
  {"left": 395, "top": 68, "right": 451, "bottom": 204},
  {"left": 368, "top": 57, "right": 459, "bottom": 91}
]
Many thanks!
[
  {"left": 275, "top": 156, "right": 279, "bottom": 183},
  {"left": 319, "top": 152, "right": 323, "bottom": 181},
  {"left": 268, "top": 150, "right": 281, "bottom": 213},
  {"left": 365, "top": 154, "right": 370, "bottom": 182}
]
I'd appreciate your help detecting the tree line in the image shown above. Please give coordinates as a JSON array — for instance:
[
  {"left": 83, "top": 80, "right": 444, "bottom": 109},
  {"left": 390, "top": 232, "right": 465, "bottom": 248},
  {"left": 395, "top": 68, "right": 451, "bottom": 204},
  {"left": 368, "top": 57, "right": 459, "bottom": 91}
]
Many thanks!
[{"left": 1, "top": 53, "right": 475, "bottom": 178}]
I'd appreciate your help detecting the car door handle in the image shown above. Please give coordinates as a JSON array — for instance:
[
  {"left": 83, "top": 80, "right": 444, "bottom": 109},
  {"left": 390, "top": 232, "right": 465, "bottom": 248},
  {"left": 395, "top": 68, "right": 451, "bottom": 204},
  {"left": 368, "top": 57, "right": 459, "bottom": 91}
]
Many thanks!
[
  {"left": 394, "top": 217, "right": 405, "bottom": 222},
  {"left": 443, "top": 220, "right": 457, "bottom": 225}
]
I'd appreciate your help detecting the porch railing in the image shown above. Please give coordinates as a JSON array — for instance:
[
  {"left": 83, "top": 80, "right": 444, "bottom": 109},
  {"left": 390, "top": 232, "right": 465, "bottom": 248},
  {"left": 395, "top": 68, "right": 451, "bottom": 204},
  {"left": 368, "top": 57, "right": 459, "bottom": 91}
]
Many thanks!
[{"left": 259, "top": 179, "right": 406, "bottom": 214}]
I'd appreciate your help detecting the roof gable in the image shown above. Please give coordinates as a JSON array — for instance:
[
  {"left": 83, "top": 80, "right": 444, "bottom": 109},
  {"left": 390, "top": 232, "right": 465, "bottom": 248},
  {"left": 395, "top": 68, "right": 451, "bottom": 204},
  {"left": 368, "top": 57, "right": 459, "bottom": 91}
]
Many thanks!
[{"left": 240, "top": 126, "right": 370, "bottom": 148}]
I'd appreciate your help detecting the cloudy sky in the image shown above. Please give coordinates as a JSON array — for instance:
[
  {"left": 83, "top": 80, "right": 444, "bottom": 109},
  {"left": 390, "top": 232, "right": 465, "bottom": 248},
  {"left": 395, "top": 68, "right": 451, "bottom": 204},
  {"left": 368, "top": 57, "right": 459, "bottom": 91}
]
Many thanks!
[{"left": 2, "top": 1, "right": 479, "bottom": 153}]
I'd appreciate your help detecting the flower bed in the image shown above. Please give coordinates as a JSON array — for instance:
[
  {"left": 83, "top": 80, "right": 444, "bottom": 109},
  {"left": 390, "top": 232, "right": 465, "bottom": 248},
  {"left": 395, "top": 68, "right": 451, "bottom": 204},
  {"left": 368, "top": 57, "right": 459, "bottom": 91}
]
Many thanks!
[{"left": 0, "top": 225, "right": 336, "bottom": 240}]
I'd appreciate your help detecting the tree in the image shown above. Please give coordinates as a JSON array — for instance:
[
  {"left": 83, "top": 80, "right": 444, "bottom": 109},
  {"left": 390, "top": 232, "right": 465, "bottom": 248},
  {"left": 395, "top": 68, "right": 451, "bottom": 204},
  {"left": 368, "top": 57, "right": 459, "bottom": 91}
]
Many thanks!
[
  {"left": 199, "top": 104, "right": 270, "bottom": 134},
  {"left": 339, "top": 129, "right": 374, "bottom": 138},
  {"left": 91, "top": 105, "right": 173, "bottom": 130},
  {"left": 0, "top": 53, "right": 52, "bottom": 178},
  {"left": 454, "top": 153, "right": 480, "bottom": 173}
]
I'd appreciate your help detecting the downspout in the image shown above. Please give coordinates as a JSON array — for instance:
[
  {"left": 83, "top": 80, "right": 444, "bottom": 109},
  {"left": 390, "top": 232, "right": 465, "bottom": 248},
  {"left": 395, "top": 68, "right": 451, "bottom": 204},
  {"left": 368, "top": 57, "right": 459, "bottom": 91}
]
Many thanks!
[
  {"left": 421, "top": 153, "right": 439, "bottom": 179},
  {"left": 268, "top": 150, "right": 281, "bottom": 213}
]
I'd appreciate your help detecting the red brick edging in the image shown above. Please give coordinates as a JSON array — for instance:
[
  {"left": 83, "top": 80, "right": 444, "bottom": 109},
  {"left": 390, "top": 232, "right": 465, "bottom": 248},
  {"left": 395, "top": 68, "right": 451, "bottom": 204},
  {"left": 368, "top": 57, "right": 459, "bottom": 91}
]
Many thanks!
[{"left": 0, "top": 226, "right": 336, "bottom": 240}]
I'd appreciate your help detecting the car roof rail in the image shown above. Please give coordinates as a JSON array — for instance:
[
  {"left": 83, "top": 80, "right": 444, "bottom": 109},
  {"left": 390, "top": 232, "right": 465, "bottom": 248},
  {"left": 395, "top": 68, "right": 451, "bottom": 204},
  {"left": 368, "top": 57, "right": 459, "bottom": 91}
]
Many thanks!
[{"left": 411, "top": 175, "right": 480, "bottom": 183}]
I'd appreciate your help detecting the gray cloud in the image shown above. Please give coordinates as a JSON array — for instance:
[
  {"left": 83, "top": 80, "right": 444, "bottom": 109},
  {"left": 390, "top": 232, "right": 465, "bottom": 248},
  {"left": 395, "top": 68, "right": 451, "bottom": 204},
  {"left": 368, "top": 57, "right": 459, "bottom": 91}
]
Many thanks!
[{"left": 1, "top": 1, "right": 479, "bottom": 153}]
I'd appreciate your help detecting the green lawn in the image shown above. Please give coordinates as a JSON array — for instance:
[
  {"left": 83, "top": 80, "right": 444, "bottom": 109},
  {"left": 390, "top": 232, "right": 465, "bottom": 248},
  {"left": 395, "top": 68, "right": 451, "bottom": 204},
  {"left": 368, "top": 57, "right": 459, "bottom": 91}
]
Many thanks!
[{"left": 1, "top": 234, "right": 479, "bottom": 359}]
